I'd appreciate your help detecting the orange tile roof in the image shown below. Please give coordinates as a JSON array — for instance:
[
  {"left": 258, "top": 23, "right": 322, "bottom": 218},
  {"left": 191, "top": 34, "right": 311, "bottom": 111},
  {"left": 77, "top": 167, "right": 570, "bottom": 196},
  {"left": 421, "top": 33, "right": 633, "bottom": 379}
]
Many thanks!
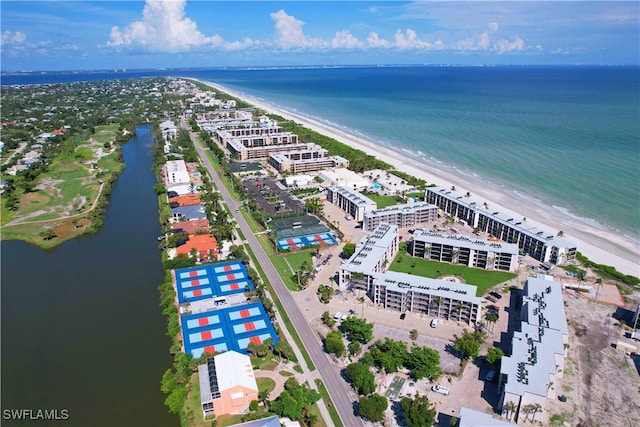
[
  {"left": 169, "top": 194, "right": 201, "bottom": 207},
  {"left": 171, "top": 219, "right": 210, "bottom": 234},
  {"left": 176, "top": 234, "right": 218, "bottom": 260}
]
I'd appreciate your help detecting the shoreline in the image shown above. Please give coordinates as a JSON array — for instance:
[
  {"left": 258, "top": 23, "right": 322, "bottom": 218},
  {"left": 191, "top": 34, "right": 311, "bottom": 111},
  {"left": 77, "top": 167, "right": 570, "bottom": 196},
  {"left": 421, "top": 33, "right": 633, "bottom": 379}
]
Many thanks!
[{"left": 197, "top": 79, "right": 639, "bottom": 277}]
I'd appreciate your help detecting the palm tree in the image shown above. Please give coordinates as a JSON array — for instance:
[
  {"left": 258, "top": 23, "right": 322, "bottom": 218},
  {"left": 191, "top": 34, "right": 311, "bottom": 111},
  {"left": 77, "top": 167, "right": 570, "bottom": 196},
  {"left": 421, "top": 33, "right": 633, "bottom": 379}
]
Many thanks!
[
  {"left": 433, "top": 296, "right": 442, "bottom": 317},
  {"left": 504, "top": 401, "right": 517, "bottom": 420},
  {"left": 484, "top": 311, "right": 498, "bottom": 332},
  {"left": 520, "top": 404, "right": 533, "bottom": 422},
  {"left": 451, "top": 185, "right": 456, "bottom": 191},
  {"left": 305, "top": 412, "right": 318, "bottom": 427},
  {"left": 358, "top": 296, "right": 366, "bottom": 318},
  {"left": 258, "top": 389, "right": 270, "bottom": 406},
  {"left": 530, "top": 403, "right": 542, "bottom": 422},
  {"left": 465, "top": 191, "right": 471, "bottom": 198},
  {"left": 557, "top": 230, "right": 564, "bottom": 237}
]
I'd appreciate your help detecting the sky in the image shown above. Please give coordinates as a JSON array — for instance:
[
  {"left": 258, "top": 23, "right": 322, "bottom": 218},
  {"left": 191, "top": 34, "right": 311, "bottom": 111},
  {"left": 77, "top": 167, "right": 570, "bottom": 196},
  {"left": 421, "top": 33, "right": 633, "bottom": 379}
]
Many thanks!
[{"left": 1, "top": 1, "right": 639, "bottom": 72}]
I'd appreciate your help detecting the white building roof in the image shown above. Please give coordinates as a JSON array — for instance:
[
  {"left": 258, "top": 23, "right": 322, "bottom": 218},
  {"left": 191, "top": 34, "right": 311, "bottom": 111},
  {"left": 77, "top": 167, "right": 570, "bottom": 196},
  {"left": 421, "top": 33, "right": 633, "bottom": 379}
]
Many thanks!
[
  {"left": 320, "top": 168, "right": 370, "bottom": 189},
  {"left": 342, "top": 223, "right": 398, "bottom": 274},
  {"left": 413, "top": 230, "right": 519, "bottom": 255},
  {"left": 373, "top": 270, "right": 481, "bottom": 304},
  {"left": 365, "top": 202, "right": 436, "bottom": 218},
  {"left": 328, "top": 186, "right": 376, "bottom": 207},
  {"left": 215, "top": 351, "right": 257, "bottom": 393},
  {"left": 459, "top": 407, "right": 517, "bottom": 427}
]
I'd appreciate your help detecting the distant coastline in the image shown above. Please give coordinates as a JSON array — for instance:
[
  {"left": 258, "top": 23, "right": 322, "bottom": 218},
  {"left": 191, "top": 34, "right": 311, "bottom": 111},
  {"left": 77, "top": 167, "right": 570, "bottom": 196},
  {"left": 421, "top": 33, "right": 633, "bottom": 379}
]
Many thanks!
[{"left": 195, "top": 78, "right": 639, "bottom": 276}]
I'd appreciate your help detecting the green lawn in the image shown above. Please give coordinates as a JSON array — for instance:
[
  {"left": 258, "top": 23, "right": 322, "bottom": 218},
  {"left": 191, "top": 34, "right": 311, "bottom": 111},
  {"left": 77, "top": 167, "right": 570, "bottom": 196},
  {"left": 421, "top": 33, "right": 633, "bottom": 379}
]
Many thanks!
[
  {"left": 257, "top": 377, "right": 276, "bottom": 394},
  {"left": 364, "top": 192, "right": 402, "bottom": 209},
  {"left": 389, "top": 250, "right": 517, "bottom": 296},
  {"left": 284, "top": 251, "right": 314, "bottom": 271}
]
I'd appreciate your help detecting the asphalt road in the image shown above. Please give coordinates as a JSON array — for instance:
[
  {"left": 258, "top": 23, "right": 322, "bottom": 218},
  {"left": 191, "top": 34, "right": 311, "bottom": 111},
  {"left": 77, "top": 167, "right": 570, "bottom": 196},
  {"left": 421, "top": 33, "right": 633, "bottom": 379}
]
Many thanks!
[{"left": 183, "top": 120, "right": 364, "bottom": 427}]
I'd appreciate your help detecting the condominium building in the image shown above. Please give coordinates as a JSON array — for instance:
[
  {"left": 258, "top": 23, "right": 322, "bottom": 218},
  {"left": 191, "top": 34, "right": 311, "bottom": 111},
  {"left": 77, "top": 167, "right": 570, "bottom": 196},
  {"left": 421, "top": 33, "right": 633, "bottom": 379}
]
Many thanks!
[
  {"left": 227, "top": 140, "right": 315, "bottom": 161},
  {"left": 339, "top": 222, "right": 400, "bottom": 289},
  {"left": 339, "top": 223, "right": 481, "bottom": 324},
  {"left": 426, "top": 187, "right": 577, "bottom": 265},
  {"left": 498, "top": 276, "right": 568, "bottom": 423},
  {"left": 219, "top": 131, "right": 299, "bottom": 148},
  {"left": 164, "top": 160, "right": 190, "bottom": 186},
  {"left": 269, "top": 148, "right": 349, "bottom": 174},
  {"left": 411, "top": 231, "right": 519, "bottom": 272},
  {"left": 326, "top": 186, "right": 377, "bottom": 221},
  {"left": 363, "top": 202, "right": 438, "bottom": 231}
]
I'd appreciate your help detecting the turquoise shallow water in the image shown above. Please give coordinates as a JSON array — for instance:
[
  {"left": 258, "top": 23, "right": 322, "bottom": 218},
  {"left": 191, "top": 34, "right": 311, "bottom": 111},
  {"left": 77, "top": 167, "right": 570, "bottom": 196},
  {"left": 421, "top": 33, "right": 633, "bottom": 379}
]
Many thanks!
[{"left": 193, "top": 66, "right": 639, "bottom": 243}]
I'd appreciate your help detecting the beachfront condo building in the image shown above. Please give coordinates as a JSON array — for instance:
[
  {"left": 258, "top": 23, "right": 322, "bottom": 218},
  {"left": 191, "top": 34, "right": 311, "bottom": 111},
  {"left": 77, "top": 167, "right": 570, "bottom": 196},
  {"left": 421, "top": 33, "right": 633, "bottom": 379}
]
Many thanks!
[
  {"left": 198, "top": 351, "right": 258, "bottom": 418},
  {"left": 498, "top": 275, "right": 568, "bottom": 423},
  {"left": 319, "top": 168, "right": 371, "bottom": 191},
  {"left": 269, "top": 148, "right": 349, "bottom": 174},
  {"left": 218, "top": 130, "right": 299, "bottom": 148},
  {"left": 363, "top": 202, "right": 438, "bottom": 231},
  {"left": 197, "top": 117, "right": 256, "bottom": 133},
  {"left": 425, "top": 187, "right": 577, "bottom": 265},
  {"left": 326, "top": 186, "right": 377, "bottom": 221},
  {"left": 227, "top": 140, "right": 316, "bottom": 161},
  {"left": 339, "top": 223, "right": 481, "bottom": 324},
  {"left": 410, "top": 231, "right": 519, "bottom": 272}
]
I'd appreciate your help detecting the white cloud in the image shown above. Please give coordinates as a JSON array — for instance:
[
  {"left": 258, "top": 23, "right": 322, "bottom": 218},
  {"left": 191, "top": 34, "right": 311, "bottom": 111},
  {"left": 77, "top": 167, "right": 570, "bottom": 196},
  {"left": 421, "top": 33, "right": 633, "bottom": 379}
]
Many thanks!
[
  {"left": 107, "top": 0, "right": 226, "bottom": 52},
  {"left": 331, "top": 30, "right": 363, "bottom": 49},
  {"left": 1, "top": 31, "right": 27, "bottom": 46},
  {"left": 366, "top": 31, "right": 392, "bottom": 49},
  {"left": 270, "top": 9, "right": 325, "bottom": 49},
  {"left": 495, "top": 36, "right": 525, "bottom": 53}
]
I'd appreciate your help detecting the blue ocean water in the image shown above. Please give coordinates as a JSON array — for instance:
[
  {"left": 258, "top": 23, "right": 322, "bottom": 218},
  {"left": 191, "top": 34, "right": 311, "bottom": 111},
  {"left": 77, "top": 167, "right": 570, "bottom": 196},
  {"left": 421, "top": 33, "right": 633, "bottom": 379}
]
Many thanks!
[{"left": 3, "top": 66, "right": 639, "bottom": 242}]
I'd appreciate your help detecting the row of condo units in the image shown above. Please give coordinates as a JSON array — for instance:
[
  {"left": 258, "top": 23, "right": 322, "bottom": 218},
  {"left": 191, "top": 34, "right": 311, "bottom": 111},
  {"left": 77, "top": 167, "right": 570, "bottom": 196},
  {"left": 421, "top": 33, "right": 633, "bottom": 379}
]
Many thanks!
[
  {"left": 363, "top": 202, "right": 439, "bottom": 231},
  {"left": 498, "top": 275, "right": 568, "bottom": 423},
  {"left": 269, "top": 148, "right": 349, "bottom": 174},
  {"left": 326, "top": 186, "right": 377, "bottom": 221},
  {"left": 426, "top": 187, "right": 577, "bottom": 265},
  {"left": 339, "top": 223, "right": 481, "bottom": 324},
  {"left": 159, "top": 119, "right": 178, "bottom": 154},
  {"left": 410, "top": 230, "right": 519, "bottom": 272}
]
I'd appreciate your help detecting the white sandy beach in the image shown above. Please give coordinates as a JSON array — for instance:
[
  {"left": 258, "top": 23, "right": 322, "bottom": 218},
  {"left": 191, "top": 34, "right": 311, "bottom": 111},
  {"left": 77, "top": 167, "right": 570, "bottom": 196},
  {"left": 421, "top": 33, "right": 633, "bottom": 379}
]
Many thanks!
[{"left": 199, "top": 79, "right": 639, "bottom": 277}]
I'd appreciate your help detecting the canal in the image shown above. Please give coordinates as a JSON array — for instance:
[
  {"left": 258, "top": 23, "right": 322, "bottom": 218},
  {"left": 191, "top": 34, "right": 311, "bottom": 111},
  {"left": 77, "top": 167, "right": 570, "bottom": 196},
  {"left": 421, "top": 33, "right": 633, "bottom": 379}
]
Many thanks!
[{"left": 1, "top": 125, "right": 178, "bottom": 426}]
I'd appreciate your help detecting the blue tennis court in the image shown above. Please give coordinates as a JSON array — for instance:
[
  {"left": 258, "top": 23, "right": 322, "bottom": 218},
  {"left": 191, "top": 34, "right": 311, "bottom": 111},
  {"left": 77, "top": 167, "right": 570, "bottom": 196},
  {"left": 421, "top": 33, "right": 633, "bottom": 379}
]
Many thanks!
[
  {"left": 181, "top": 302, "right": 279, "bottom": 358},
  {"left": 277, "top": 232, "right": 337, "bottom": 251},
  {"left": 175, "top": 261, "right": 254, "bottom": 304}
]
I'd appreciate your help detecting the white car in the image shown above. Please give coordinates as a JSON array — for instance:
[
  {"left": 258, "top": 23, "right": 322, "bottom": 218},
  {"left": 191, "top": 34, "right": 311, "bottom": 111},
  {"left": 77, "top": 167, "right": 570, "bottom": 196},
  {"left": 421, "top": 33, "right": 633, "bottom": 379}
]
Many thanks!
[
  {"left": 430, "top": 318, "right": 439, "bottom": 328},
  {"left": 432, "top": 384, "right": 450, "bottom": 395}
]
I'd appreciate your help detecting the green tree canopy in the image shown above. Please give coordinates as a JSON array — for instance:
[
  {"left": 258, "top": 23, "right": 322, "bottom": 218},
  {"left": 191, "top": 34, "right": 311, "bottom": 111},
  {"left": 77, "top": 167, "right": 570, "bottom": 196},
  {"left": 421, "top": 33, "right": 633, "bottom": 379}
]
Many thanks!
[
  {"left": 406, "top": 345, "right": 442, "bottom": 381},
  {"left": 486, "top": 346, "right": 504, "bottom": 365},
  {"left": 358, "top": 394, "right": 388, "bottom": 422},
  {"left": 369, "top": 338, "right": 408, "bottom": 373},
  {"left": 345, "top": 362, "right": 376, "bottom": 396},
  {"left": 453, "top": 329, "right": 486, "bottom": 360},
  {"left": 325, "top": 330, "right": 345, "bottom": 357},
  {"left": 342, "top": 242, "right": 356, "bottom": 258},
  {"left": 400, "top": 393, "right": 437, "bottom": 427},
  {"left": 340, "top": 316, "right": 374, "bottom": 344}
]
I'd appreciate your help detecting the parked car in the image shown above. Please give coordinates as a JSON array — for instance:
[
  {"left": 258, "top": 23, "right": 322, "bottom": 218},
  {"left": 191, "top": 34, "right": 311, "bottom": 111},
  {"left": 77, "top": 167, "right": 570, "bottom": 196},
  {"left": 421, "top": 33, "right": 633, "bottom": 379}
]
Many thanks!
[
  {"left": 489, "top": 291, "right": 503, "bottom": 300},
  {"left": 400, "top": 313, "right": 406, "bottom": 320},
  {"left": 430, "top": 318, "right": 439, "bottom": 328},
  {"left": 485, "top": 370, "right": 496, "bottom": 382},
  {"left": 432, "top": 384, "right": 450, "bottom": 395}
]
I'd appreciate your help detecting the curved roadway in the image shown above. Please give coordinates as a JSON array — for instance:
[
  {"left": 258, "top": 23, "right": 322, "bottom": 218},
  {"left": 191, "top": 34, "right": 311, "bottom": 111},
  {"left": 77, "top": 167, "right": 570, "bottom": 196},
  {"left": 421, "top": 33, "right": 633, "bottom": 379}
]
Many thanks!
[{"left": 183, "top": 119, "right": 363, "bottom": 427}]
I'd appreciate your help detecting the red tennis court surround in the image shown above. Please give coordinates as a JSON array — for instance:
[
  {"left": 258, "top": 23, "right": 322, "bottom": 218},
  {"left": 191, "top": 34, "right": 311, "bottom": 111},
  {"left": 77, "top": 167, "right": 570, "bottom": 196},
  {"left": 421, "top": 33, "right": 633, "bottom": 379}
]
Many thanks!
[
  {"left": 190, "top": 279, "right": 200, "bottom": 286},
  {"left": 198, "top": 318, "right": 209, "bottom": 326},
  {"left": 315, "top": 235, "right": 321, "bottom": 240},
  {"left": 226, "top": 274, "right": 235, "bottom": 280},
  {"left": 201, "top": 331, "right": 213, "bottom": 340},
  {"left": 287, "top": 239, "right": 294, "bottom": 244},
  {"left": 190, "top": 271, "right": 198, "bottom": 277},
  {"left": 244, "top": 322, "right": 256, "bottom": 331},
  {"left": 249, "top": 336, "right": 262, "bottom": 345},
  {"left": 224, "top": 265, "right": 232, "bottom": 272},
  {"left": 204, "top": 345, "right": 215, "bottom": 354},
  {"left": 230, "top": 283, "right": 240, "bottom": 290},
  {"left": 193, "top": 289, "right": 202, "bottom": 297},
  {"left": 240, "top": 309, "right": 250, "bottom": 318}
]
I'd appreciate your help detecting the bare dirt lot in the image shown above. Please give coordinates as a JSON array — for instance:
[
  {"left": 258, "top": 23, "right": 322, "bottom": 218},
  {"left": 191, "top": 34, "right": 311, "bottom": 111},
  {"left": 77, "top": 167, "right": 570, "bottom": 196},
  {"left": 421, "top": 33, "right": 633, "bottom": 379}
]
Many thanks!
[{"left": 543, "top": 292, "right": 640, "bottom": 426}]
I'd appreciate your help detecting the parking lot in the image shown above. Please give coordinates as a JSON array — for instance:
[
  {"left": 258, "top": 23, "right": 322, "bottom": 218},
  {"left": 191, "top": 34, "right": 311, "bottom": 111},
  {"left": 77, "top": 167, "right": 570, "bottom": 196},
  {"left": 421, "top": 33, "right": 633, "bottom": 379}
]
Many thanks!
[{"left": 244, "top": 178, "right": 303, "bottom": 215}]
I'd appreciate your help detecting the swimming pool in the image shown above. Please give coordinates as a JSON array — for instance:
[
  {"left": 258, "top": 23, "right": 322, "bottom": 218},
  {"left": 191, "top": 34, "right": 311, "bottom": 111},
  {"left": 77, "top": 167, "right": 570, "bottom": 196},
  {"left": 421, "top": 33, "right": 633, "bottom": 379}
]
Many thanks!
[{"left": 371, "top": 183, "right": 382, "bottom": 190}]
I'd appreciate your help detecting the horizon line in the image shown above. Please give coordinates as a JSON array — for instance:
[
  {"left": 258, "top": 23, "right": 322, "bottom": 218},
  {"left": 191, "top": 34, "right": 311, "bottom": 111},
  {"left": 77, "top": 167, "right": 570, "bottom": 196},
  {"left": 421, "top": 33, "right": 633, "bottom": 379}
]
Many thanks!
[{"left": 2, "top": 63, "right": 639, "bottom": 75}]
